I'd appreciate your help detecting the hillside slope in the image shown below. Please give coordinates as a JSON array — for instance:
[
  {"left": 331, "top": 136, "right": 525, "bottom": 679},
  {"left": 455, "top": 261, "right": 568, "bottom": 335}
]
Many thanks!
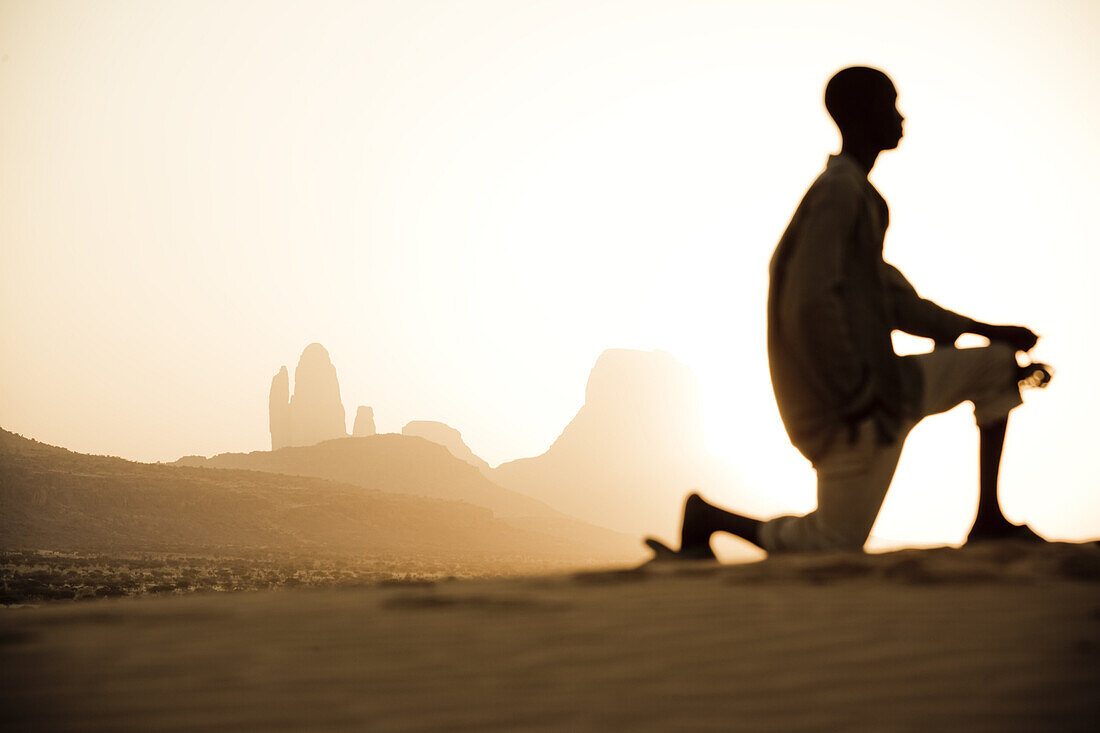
[
  {"left": 492, "top": 349, "right": 781, "bottom": 537},
  {"left": 0, "top": 429, "right": 635, "bottom": 563},
  {"left": 177, "top": 434, "right": 557, "bottom": 519}
]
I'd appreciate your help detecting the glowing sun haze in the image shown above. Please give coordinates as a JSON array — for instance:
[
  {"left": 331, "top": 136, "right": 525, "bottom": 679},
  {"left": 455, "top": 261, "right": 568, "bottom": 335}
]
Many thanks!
[{"left": 2, "top": 0, "right": 1098, "bottom": 545}]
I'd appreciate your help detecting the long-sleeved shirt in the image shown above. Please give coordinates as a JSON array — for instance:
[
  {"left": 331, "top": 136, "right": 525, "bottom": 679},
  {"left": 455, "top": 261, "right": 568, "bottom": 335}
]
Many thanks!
[{"left": 767, "top": 153, "right": 974, "bottom": 463}]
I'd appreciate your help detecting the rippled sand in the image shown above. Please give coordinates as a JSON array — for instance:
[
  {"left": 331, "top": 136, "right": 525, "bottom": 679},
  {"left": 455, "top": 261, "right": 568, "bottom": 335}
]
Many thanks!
[{"left": 3, "top": 541, "right": 1098, "bottom": 732}]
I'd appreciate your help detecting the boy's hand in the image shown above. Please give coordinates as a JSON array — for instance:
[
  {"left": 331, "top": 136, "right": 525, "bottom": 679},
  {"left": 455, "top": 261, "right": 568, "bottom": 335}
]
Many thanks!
[{"left": 986, "top": 324, "right": 1039, "bottom": 352}]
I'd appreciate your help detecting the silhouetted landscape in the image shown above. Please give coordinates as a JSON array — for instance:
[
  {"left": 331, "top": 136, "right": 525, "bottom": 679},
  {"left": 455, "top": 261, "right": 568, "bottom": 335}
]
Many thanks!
[
  {"left": 5, "top": 344, "right": 785, "bottom": 606},
  {"left": 4, "top": 3, "right": 1100, "bottom": 729},
  {"left": 2, "top": 345, "right": 780, "bottom": 602},
  {"left": 0, "top": 420, "right": 642, "bottom": 603}
]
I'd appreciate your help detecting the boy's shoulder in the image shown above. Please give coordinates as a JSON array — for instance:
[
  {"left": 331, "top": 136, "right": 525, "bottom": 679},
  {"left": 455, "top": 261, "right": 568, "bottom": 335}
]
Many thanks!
[{"left": 798, "top": 163, "right": 867, "bottom": 216}]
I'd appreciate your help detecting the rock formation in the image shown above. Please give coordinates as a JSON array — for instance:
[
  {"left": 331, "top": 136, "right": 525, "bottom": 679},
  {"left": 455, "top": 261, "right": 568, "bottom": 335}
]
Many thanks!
[
  {"left": 268, "top": 343, "right": 348, "bottom": 449},
  {"left": 402, "top": 420, "right": 491, "bottom": 474},
  {"left": 269, "top": 366, "right": 291, "bottom": 450},
  {"left": 491, "top": 349, "right": 776, "bottom": 538},
  {"left": 353, "top": 406, "right": 376, "bottom": 437}
]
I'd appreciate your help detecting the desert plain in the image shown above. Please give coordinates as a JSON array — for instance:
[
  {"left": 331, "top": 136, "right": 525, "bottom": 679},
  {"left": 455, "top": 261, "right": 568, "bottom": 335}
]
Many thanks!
[{"left": 3, "top": 541, "right": 1098, "bottom": 732}]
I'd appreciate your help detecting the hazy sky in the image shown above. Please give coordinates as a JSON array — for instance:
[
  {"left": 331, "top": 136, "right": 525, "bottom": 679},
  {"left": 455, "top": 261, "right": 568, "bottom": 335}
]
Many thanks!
[{"left": 3, "top": 0, "right": 1098, "bottom": 544}]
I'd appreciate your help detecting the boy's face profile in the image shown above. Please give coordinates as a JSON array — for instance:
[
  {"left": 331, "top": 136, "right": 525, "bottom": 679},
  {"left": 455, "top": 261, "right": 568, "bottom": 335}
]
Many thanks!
[{"left": 872, "top": 83, "right": 905, "bottom": 151}]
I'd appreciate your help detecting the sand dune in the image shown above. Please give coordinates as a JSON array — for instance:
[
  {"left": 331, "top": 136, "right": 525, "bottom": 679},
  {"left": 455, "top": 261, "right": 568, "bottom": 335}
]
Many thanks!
[{"left": 3, "top": 541, "right": 1098, "bottom": 732}]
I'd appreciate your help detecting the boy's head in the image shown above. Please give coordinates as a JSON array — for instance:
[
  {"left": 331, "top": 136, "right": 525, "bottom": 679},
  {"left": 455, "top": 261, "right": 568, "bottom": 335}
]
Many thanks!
[{"left": 825, "top": 66, "right": 904, "bottom": 151}]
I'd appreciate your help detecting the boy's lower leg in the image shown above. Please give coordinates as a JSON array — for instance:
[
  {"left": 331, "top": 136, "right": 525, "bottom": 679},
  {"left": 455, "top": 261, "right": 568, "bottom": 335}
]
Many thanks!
[
  {"left": 969, "top": 417, "right": 1013, "bottom": 537},
  {"left": 966, "top": 416, "right": 1044, "bottom": 543}
]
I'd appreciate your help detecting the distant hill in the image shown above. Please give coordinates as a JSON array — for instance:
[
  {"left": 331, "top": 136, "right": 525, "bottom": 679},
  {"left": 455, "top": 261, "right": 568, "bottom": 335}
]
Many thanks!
[
  {"left": 0, "top": 428, "right": 637, "bottom": 564},
  {"left": 492, "top": 349, "right": 779, "bottom": 538},
  {"left": 401, "top": 421, "right": 491, "bottom": 475},
  {"left": 176, "top": 434, "right": 551, "bottom": 519}
]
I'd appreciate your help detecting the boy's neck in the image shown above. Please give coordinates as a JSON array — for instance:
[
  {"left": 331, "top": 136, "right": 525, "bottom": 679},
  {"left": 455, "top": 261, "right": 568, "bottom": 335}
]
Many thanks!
[{"left": 839, "top": 141, "right": 881, "bottom": 175}]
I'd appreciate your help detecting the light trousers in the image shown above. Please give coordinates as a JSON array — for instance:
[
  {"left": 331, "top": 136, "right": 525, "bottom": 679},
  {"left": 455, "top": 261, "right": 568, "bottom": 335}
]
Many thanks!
[{"left": 760, "top": 344, "right": 1022, "bottom": 552}]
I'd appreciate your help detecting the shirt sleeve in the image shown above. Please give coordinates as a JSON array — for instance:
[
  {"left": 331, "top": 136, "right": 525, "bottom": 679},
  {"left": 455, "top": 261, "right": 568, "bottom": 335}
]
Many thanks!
[
  {"left": 787, "top": 179, "right": 876, "bottom": 419},
  {"left": 881, "top": 262, "right": 974, "bottom": 343}
]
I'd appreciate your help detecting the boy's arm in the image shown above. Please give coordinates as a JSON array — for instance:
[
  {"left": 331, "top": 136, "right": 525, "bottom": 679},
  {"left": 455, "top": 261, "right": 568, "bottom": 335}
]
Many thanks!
[
  {"left": 882, "top": 263, "right": 1038, "bottom": 351},
  {"left": 881, "top": 262, "right": 970, "bottom": 343}
]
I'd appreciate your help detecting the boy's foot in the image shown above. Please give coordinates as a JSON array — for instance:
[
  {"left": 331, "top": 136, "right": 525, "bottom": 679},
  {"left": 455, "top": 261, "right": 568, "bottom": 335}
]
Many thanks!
[
  {"left": 644, "top": 537, "right": 678, "bottom": 560},
  {"left": 1018, "top": 363, "right": 1053, "bottom": 390},
  {"left": 643, "top": 537, "right": 716, "bottom": 562},
  {"left": 965, "top": 522, "right": 1046, "bottom": 545}
]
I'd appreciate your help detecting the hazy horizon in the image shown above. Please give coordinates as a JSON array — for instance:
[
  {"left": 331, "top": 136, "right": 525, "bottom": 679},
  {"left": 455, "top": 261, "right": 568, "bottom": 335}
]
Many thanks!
[{"left": 3, "top": 0, "right": 1099, "bottom": 545}]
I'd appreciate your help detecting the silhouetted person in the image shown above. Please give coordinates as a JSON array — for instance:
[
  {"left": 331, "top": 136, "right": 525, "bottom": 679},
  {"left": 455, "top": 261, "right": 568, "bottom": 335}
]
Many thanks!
[{"left": 652, "top": 66, "right": 1052, "bottom": 559}]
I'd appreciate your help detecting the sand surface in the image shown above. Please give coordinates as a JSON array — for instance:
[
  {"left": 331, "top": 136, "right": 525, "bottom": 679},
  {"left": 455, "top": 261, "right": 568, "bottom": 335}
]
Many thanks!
[{"left": 3, "top": 542, "right": 1099, "bottom": 732}]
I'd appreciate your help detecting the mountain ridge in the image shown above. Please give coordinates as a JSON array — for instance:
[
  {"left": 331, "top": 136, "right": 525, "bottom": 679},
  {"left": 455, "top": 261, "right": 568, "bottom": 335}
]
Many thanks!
[
  {"left": 0, "top": 428, "right": 637, "bottom": 564},
  {"left": 491, "top": 348, "right": 779, "bottom": 538},
  {"left": 174, "top": 434, "right": 559, "bottom": 520}
]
